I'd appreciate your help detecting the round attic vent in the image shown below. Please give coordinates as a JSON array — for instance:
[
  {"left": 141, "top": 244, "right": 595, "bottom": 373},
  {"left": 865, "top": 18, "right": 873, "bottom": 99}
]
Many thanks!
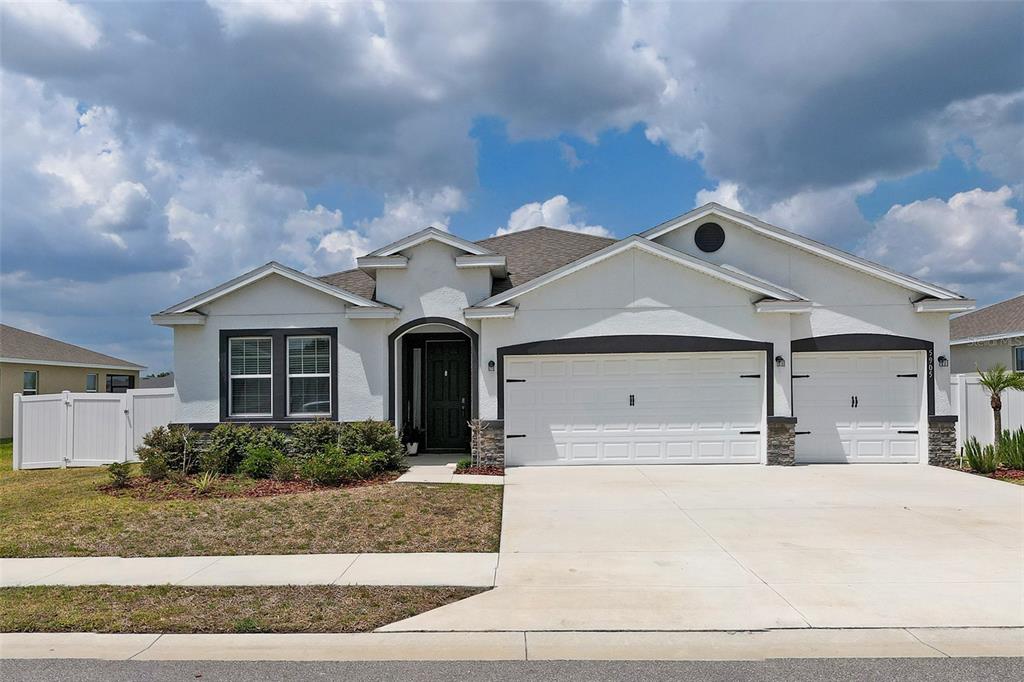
[{"left": 694, "top": 222, "right": 725, "bottom": 252}]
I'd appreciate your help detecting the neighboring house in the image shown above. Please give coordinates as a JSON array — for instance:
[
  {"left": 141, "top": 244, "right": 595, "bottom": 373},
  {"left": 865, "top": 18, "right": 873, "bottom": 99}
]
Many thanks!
[
  {"left": 152, "top": 203, "right": 974, "bottom": 467},
  {"left": 949, "top": 294, "right": 1024, "bottom": 374},
  {"left": 140, "top": 372, "right": 175, "bottom": 389},
  {"left": 0, "top": 324, "right": 144, "bottom": 439}
]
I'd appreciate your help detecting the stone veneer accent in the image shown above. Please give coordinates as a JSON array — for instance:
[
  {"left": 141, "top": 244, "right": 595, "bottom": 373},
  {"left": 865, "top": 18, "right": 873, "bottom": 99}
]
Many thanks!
[
  {"left": 766, "top": 416, "right": 797, "bottom": 466},
  {"left": 928, "top": 415, "right": 958, "bottom": 468},
  {"left": 469, "top": 419, "right": 504, "bottom": 466}
]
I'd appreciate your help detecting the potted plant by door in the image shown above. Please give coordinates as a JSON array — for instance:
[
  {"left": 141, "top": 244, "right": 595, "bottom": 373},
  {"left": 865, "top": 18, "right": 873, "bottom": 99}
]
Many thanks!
[{"left": 401, "top": 422, "right": 422, "bottom": 455}]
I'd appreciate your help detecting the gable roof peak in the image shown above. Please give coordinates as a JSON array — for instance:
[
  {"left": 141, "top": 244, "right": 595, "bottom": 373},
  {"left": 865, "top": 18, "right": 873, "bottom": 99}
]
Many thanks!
[{"left": 366, "top": 225, "right": 494, "bottom": 257}]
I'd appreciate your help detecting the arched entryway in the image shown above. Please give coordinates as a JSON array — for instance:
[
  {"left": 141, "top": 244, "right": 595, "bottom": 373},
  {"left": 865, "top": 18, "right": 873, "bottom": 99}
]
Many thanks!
[{"left": 388, "top": 317, "right": 478, "bottom": 453}]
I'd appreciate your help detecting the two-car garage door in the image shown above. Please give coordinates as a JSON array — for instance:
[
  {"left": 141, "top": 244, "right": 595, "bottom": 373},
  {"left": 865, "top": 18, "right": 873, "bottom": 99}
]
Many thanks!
[{"left": 504, "top": 352, "right": 765, "bottom": 466}]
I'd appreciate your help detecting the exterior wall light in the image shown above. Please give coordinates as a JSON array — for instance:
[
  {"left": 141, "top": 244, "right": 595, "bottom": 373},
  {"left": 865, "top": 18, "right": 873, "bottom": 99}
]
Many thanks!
[
  {"left": 937, "top": 355, "right": 948, "bottom": 367},
  {"left": 775, "top": 355, "right": 786, "bottom": 367},
  {"left": 488, "top": 360, "right": 496, "bottom": 372}
]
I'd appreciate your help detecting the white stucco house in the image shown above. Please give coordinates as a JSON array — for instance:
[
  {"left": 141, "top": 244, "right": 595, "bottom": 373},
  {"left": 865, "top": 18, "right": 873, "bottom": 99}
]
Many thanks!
[{"left": 153, "top": 203, "right": 975, "bottom": 467}]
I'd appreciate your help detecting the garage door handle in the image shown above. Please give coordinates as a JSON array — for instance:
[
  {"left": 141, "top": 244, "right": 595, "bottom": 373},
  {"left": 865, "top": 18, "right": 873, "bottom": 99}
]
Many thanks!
[
  {"left": 506, "top": 379, "right": 527, "bottom": 383},
  {"left": 896, "top": 373, "right": 918, "bottom": 378},
  {"left": 505, "top": 434, "right": 526, "bottom": 439},
  {"left": 739, "top": 430, "right": 761, "bottom": 435},
  {"left": 792, "top": 374, "right": 810, "bottom": 379},
  {"left": 795, "top": 431, "right": 811, "bottom": 435},
  {"left": 897, "top": 430, "right": 919, "bottom": 434},
  {"left": 739, "top": 374, "right": 761, "bottom": 378}
]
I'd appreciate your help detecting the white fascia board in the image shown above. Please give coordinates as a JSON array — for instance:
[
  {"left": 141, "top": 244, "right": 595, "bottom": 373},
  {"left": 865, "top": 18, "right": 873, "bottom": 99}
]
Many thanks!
[
  {"left": 356, "top": 256, "right": 408, "bottom": 269},
  {"left": 463, "top": 305, "right": 516, "bottom": 319},
  {"left": 950, "top": 331, "right": 1024, "bottom": 345},
  {"left": 456, "top": 255, "right": 507, "bottom": 277},
  {"left": 754, "top": 300, "right": 813, "bottom": 314},
  {"left": 345, "top": 307, "right": 401, "bottom": 319},
  {"left": 914, "top": 298, "right": 976, "bottom": 313},
  {"left": 151, "top": 312, "right": 207, "bottom": 326},
  {"left": 642, "top": 203, "right": 965, "bottom": 300},
  {"left": 159, "top": 262, "right": 384, "bottom": 314},
  {"left": 1, "top": 357, "right": 145, "bottom": 371},
  {"left": 475, "top": 236, "right": 799, "bottom": 307},
  {"left": 367, "top": 226, "right": 493, "bottom": 257}
]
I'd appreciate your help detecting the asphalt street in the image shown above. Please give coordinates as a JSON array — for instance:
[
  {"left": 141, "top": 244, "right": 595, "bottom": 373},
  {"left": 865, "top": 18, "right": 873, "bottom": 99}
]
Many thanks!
[{"left": 2, "top": 658, "right": 1023, "bottom": 681}]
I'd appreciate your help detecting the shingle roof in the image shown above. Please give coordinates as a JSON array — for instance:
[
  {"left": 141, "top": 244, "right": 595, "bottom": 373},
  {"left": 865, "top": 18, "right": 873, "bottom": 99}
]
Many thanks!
[
  {"left": 318, "top": 226, "right": 617, "bottom": 298},
  {"left": 950, "top": 294, "right": 1024, "bottom": 341},
  {"left": 0, "top": 325, "right": 144, "bottom": 369}
]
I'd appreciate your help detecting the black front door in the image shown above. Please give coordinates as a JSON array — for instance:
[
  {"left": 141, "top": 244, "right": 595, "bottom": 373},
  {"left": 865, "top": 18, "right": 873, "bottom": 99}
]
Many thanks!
[{"left": 425, "top": 340, "right": 470, "bottom": 450}]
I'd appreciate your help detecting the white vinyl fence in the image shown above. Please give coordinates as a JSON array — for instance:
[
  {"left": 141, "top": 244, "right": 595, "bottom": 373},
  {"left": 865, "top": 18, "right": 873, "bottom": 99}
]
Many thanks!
[
  {"left": 12, "top": 388, "right": 175, "bottom": 470},
  {"left": 951, "top": 373, "right": 1024, "bottom": 450}
]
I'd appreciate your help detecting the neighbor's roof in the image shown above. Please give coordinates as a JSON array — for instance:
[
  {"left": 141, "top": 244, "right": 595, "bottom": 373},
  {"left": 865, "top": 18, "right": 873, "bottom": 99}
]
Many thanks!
[
  {"left": 319, "top": 226, "right": 616, "bottom": 298},
  {"left": 0, "top": 324, "right": 144, "bottom": 370},
  {"left": 140, "top": 372, "right": 175, "bottom": 389},
  {"left": 950, "top": 294, "right": 1024, "bottom": 343}
]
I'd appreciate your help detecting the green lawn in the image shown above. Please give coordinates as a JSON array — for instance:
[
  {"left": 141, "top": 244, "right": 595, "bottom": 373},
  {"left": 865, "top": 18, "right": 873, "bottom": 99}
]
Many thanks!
[
  {"left": 0, "top": 585, "right": 482, "bottom": 633},
  {"left": 0, "top": 441, "right": 502, "bottom": 557}
]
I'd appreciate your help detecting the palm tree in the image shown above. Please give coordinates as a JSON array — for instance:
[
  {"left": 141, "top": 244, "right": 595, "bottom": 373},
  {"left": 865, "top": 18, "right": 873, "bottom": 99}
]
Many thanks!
[{"left": 976, "top": 364, "right": 1024, "bottom": 443}]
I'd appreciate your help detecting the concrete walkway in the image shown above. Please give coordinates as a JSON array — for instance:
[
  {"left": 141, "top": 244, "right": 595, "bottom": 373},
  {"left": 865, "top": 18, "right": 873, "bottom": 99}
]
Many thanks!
[
  {"left": 1, "top": 628, "right": 1021, "bottom": 661},
  {"left": 0, "top": 553, "right": 498, "bottom": 587},
  {"left": 384, "top": 464, "right": 1024, "bottom": 632},
  {"left": 396, "top": 454, "right": 503, "bottom": 485}
]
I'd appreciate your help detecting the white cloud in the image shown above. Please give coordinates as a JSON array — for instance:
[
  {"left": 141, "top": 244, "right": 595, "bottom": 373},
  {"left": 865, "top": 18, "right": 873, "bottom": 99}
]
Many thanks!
[
  {"left": 494, "top": 195, "right": 612, "bottom": 237},
  {"left": 3, "top": 0, "right": 101, "bottom": 49},
  {"left": 356, "top": 187, "right": 466, "bottom": 243},
  {"left": 695, "top": 182, "right": 745, "bottom": 212},
  {"left": 859, "top": 187, "right": 1024, "bottom": 301}
]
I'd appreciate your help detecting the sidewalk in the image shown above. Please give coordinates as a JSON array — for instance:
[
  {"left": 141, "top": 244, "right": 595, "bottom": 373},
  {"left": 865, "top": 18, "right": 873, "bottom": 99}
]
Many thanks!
[
  {"left": 0, "top": 553, "right": 498, "bottom": 587},
  {"left": 396, "top": 457, "right": 503, "bottom": 485},
  {"left": 1, "top": 628, "right": 1021, "bottom": 661}
]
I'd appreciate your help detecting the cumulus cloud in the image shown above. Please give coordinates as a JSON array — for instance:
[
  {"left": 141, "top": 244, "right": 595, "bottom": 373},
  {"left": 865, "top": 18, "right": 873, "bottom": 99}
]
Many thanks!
[
  {"left": 695, "top": 182, "right": 746, "bottom": 212},
  {"left": 859, "top": 187, "right": 1024, "bottom": 301},
  {"left": 494, "top": 195, "right": 611, "bottom": 237}
]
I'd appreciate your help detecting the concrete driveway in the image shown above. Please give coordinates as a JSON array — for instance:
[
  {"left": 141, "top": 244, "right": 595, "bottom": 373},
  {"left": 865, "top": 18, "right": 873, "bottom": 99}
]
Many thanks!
[{"left": 384, "top": 464, "right": 1023, "bottom": 631}]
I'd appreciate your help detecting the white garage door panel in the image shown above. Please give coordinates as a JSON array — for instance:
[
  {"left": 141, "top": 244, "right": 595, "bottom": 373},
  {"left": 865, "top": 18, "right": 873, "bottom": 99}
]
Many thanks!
[
  {"left": 504, "top": 352, "right": 764, "bottom": 466},
  {"left": 793, "top": 351, "right": 924, "bottom": 463}
]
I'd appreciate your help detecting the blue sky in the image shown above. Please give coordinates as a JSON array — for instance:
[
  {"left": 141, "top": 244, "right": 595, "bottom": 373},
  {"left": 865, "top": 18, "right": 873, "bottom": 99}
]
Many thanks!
[{"left": 1, "top": 1, "right": 1022, "bottom": 372}]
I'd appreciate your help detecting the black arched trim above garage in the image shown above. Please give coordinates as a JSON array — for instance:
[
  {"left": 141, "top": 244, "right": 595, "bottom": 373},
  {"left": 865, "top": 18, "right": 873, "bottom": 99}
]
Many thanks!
[
  {"left": 496, "top": 335, "right": 774, "bottom": 419},
  {"left": 387, "top": 317, "right": 479, "bottom": 423},
  {"left": 791, "top": 333, "right": 935, "bottom": 415}
]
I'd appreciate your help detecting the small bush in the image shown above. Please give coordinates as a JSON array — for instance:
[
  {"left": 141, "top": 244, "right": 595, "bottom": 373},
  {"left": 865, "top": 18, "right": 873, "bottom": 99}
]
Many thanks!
[
  {"left": 340, "top": 420, "right": 403, "bottom": 470},
  {"left": 238, "top": 445, "right": 285, "bottom": 479},
  {"left": 198, "top": 446, "right": 234, "bottom": 475},
  {"left": 301, "top": 445, "right": 348, "bottom": 486},
  {"left": 271, "top": 457, "right": 298, "bottom": 482},
  {"left": 251, "top": 426, "right": 288, "bottom": 452},
  {"left": 191, "top": 471, "right": 219, "bottom": 494},
  {"left": 340, "top": 454, "right": 375, "bottom": 481},
  {"left": 137, "top": 447, "right": 169, "bottom": 481},
  {"left": 456, "top": 457, "right": 472, "bottom": 472},
  {"left": 139, "top": 425, "right": 198, "bottom": 474},
  {"left": 289, "top": 420, "right": 343, "bottom": 461},
  {"left": 106, "top": 461, "right": 132, "bottom": 488},
  {"left": 964, "top": 437, "right": 999, "bottom": 474},
  {"left": 997, "top": 427, "right": 1024, "bottom": 470},
  {"left": 205, "top": 423, "right": 255, "bottom": 474}
]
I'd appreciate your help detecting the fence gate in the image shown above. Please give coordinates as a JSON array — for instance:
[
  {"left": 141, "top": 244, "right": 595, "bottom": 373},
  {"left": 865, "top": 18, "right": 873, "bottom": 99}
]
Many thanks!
[{"left": 13, "top": 389, "right": 175, "bottom": 470}]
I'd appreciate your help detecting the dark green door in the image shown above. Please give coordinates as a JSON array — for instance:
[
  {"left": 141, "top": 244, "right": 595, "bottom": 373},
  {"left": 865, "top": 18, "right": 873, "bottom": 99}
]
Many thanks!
[{"left": 425, "top": 340, "right": 470, "bottom": 450}]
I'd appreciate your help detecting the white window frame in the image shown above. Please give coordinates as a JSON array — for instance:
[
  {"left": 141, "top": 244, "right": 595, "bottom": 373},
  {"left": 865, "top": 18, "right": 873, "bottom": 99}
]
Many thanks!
[
  {"left": 85, "top": 373, "right": 98, "bottom": 392},
  {"left": 22, "top": 370, "right": 38, "bottom": 396},
  {"left": 228, "top": 336, "right": 273, "bottom": 417},
  {"left": 286, "top": 335, "right": 332, "bottom": 417}
]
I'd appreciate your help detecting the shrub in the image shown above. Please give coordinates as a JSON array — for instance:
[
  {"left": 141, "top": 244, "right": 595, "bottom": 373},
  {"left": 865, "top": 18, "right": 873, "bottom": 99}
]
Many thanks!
[
  {"left": 997, "top": 427, "right": 1024, "bottom": 470},
  {"left": 456, "top": 457, "right": 472, "bottom": 472},
  {"left": 301, "top": 445, "right": 348, "bottom": 486},
  {"left": 137, "top": 447, "right": 169, "bottom": 481},
  {"left": 272, "top": 457, "right": 298, "bottom": 482},
  {"left": 191, "top": 471, "right": 219, "bottom": 495},
  {"left": 339, "top": 454, "right": 375, "bottom": 481},
  {"left": 340, "top": 420, "right": 403, "bottom": 470},
  {"left": 106, "top": 461, "right": 132, "bottom": 488},
  {"left": 205, "top": 424, "right": 255, "bottom": 474},
  {"left": 238, "top": 445, "right": 285, "bottom": 479},
  {"left": 289, "top": 420, "right": 342, "bottom": 461},
  {"left": 964, "top": 437, "right": 999, "bottom": 474},
  {"left": 139, "top": 425, "right": 198, "bottom": 474}
]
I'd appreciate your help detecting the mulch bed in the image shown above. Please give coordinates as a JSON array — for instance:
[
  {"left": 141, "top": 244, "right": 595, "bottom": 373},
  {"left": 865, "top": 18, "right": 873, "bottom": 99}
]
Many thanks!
[
  {"left": 953, "top": 466, "right": 1024, "bottom": 483},
  {"left": 101, "top": 471, "right": 402, "bottom": 501},
  {"left": 455, "top": 465, "right": 504, "bottom": 476}
]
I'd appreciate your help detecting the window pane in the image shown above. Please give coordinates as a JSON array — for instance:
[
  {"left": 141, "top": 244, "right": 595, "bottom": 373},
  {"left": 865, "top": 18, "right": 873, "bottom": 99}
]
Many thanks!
[
  {"left": 289, "top": 376, "right": 330, "bottom": 414},
  {"left": 230, "top": 338, "right": 271, "bottom": 375},
  {"left": 86, "top": 374, "right": 98, "bottom": 392},
  {"left": 1015, "top": 346, "right": 1024, "bottom": 372},
  {"left": 231, "top": 377, "right": 272, "bottom": 415},
  {"left": 23, "top": 372, "right": 37, "bottom": 392},
  {"left": 106, "top": 374, "right": 133, "bottom": 393},
  {"left": 288, "top": 336, "right": 330, "bottom": 374}
]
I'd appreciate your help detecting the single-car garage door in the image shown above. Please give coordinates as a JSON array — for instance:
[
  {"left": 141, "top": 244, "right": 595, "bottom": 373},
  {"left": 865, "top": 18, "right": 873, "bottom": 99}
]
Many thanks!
[
  {"left": 504, "top": 351, "right": 765, "bottom": 466},
  {"left": 793, "top": 351, "right": 924, "bottom": 463}
]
